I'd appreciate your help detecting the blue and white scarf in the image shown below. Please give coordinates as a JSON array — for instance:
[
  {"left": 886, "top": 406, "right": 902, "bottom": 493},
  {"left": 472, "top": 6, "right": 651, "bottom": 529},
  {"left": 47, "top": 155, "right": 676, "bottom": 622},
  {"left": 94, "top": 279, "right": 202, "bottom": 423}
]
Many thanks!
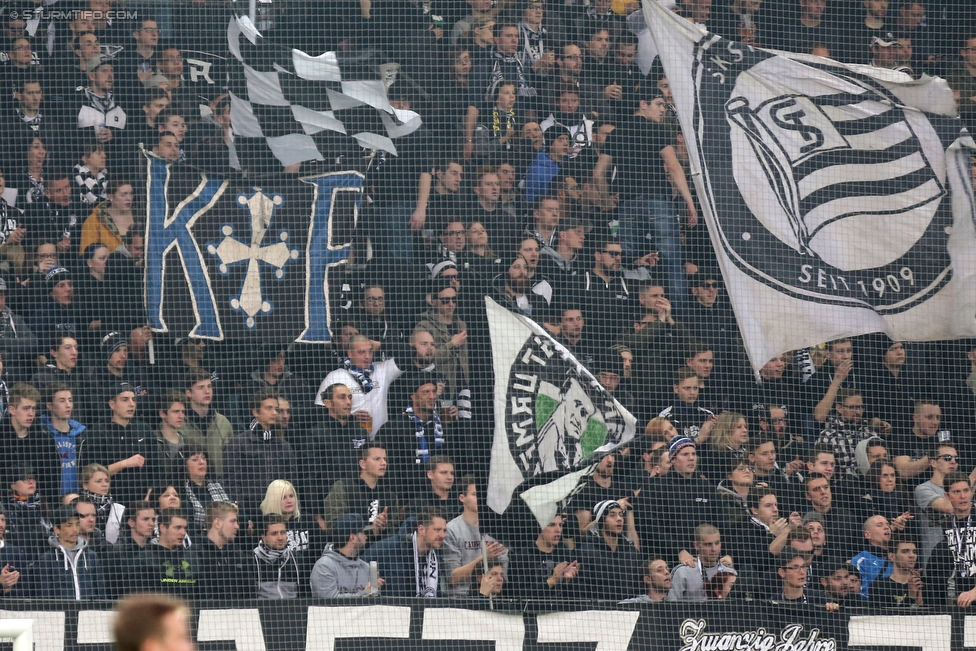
[
  {"left": 344, "top": 358, "right": 375, "bottom": 394},
  {"left": 406, "top": 406, "right": 444, "bottom": 464}
]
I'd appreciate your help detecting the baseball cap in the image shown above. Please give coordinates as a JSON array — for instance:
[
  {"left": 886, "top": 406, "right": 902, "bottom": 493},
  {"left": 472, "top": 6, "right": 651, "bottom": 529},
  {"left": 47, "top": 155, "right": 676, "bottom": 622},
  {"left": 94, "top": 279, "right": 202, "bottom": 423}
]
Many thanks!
[
  {"left": 802, "top": 511, "right": 825, "bottom": 527},
  {"left": 693, "top": 269, "right": 721, "bottom": 286},
  {"left": 86, "top": 54, "right": 113, "bottom": 73},
  {"left": 333, "top": 513, "right": 368, "bottom": 542},
  {"left": 106, "top": 382, "right": 135, "bottom": 401},
  {"left": 143, "top": 73, "right": 169, "bottom": 89},
  {"left": 589, "top": 348, "right": 623, "bottom": 376},
  {"left": 6, "top": 463, "right": 35, "bottom": 487},
  {"left": 52, "top": 504, "right": 80, "bottom": 526}
]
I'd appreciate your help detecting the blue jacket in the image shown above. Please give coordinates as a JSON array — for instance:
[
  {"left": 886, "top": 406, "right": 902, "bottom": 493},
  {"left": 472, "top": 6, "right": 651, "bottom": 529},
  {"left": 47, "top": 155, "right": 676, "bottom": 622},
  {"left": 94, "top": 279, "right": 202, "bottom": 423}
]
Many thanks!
[
  {"left": 523, "top": 150, "right": 560, "bottom": 203},
  {"left": 31, "top": 536, "right": 104, "bottom": 600},
  {"left": 40, "top": 415, "right": 87, "bottom": 495},
  {"left": 852, "top": 547, "right": 892, "bottom": 598},
  {"left": 362, "top": 532, "right": 440, "bottom": 598}
]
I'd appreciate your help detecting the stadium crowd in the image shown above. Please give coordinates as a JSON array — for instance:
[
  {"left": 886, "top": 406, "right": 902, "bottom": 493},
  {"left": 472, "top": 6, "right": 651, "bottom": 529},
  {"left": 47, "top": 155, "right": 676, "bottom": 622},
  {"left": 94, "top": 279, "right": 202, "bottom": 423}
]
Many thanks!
[{"left": 0, "top": 0, "right": 973, "bottom": 610}]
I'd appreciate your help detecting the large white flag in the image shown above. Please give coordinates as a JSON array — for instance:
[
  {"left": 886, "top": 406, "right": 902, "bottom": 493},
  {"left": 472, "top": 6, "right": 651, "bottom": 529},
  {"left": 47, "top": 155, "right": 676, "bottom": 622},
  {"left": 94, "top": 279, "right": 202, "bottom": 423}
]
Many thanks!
[
  {"left": 484, "top": 297, "right": 637, "bottom": 529},
  {"left": 642, "top": 0, "right": 976, "bottom": 373}
]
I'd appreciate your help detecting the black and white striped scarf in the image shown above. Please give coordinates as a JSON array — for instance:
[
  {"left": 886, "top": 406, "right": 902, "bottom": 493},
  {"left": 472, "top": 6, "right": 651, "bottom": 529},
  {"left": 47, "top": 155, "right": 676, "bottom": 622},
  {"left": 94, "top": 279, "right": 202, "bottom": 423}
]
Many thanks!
[
  {"left": 183, "top": 480, "right": 231, "bottom": 528},
  {"left": 253, "top": 538, "right": 292, "bottom": 566},
  {"left": 83, "top": 87, "right": 118, "bottom": 115},
  {"left": 0, "top": 201, "right": 17, "bottom": 243}
]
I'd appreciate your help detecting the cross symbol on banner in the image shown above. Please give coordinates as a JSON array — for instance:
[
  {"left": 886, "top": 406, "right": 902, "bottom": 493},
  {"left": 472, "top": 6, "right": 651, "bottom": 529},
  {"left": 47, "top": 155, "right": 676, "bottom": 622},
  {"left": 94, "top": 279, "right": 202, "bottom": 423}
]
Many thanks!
[{"left": 207, "top": 190, "right": 300, "bottom": 328}]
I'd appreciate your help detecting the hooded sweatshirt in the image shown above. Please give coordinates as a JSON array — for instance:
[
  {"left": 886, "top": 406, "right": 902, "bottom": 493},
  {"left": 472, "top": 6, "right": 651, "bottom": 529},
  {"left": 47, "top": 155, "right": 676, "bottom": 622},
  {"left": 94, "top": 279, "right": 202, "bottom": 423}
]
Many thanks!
[
  {"left": 138, "top": 541, "right": 199, "bottom": 596},
  {"left": 31, "top": 534, "right": 104, "bottom": 600},
  {"left": 310, "top": 549, "right": 370, "bottom": 598},
  {"left": 253, "top": 540, "right": 300, "bottom": 599},
  {"left": 39, "top": 414, "right": 87, "bottom": 495}
]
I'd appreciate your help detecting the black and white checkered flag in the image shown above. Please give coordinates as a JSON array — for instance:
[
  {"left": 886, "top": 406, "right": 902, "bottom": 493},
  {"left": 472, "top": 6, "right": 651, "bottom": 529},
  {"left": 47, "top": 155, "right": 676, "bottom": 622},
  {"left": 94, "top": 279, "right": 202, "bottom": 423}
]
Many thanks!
[{"left": 226, "top": 16, "right": 421, "bottom": 171}]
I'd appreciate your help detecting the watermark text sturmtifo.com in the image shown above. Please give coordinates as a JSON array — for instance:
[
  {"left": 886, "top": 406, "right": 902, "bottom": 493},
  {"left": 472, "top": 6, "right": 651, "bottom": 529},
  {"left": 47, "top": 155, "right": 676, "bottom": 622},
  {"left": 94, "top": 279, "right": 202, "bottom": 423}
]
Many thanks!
[{"left": 8, "top": 9, "right": 140, "bottom": 21}]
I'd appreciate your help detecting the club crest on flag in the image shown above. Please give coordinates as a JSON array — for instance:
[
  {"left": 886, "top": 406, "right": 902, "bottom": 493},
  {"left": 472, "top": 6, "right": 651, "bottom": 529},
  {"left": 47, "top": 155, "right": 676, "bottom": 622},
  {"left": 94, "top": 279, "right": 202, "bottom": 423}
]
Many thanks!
[
  {"left": 507, "top": 336, "right": 609, "bottom": 474},
  {"left": 694, "top": 42, "right": 957, "bottom": 313},
  {"left": 486, "top": 298, "right": 636, "bottom": 520},
  {"left": 644, "top": 0, "right": 976, "bottom": 372}
]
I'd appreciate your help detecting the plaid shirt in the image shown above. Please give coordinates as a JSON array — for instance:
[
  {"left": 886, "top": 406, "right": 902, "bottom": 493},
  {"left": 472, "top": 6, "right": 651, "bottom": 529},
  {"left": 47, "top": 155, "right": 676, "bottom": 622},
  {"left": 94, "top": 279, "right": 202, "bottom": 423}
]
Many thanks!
[{"left": 815, "top": 414, "right": 877, "bottom": 479}]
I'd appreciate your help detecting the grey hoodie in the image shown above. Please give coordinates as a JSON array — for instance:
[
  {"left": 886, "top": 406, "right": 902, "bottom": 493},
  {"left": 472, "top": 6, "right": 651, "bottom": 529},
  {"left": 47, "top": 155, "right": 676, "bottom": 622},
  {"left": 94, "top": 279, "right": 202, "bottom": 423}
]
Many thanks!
[{"left": 310, "top": 549, "right": 370, "bottom": 598}]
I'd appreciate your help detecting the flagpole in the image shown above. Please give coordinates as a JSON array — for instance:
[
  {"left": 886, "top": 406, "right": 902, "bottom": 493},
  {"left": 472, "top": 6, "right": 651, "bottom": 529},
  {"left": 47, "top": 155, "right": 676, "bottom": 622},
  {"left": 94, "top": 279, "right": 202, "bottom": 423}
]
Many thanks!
[
  {"left": 480, "top": 536, "right": 493, "bottom": 610},
  {"left": 249, "top": 0, "right": 257, "bottom": 23}
]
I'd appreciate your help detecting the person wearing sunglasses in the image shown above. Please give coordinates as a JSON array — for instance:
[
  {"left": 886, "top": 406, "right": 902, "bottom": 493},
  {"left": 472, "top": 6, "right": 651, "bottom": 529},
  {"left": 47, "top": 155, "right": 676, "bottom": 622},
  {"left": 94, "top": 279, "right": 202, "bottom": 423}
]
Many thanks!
[
  {"left": 915, "top": 442, "right": 976, "bottom": 567},
  {"left": 578, "top": 237, "right": 641, "bottom": 342},
  {"left": 686, "top": 273, "right": 738, "bottom": 368},
  {"left": 416, "top": 279, "right": 469, "bottom": 425}
]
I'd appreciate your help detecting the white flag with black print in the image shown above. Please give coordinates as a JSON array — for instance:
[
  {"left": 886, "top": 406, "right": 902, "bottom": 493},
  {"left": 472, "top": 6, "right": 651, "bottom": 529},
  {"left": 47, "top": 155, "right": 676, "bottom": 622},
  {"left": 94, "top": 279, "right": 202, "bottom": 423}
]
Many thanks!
[
  {"left": 226, "top": 15, "right": 422, "bottom": 171},
  {"left": 642, "top": 0, "right": 976, "bottom": 373},
  {"left": 484, "top": 297, "right": 636, "bottom": 529}
]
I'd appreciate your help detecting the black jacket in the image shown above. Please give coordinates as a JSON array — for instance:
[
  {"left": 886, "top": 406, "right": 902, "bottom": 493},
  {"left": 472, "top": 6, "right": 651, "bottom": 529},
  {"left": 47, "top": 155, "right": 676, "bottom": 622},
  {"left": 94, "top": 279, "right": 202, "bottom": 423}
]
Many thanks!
[
  {"left": 376, "top": 409, "right": 453, "bottom": 495},
  {"left": 0, "top": 418, "right": 62, "bottom": 509},
  {"left": 0, "top": 541, "right": 29, "bottom": 597},
  {"left": 1, "top": 495, "right": 47, "bottom": 562},
  {"left": 637, "top": 472, "right": 720, "bottom": 563},
  {"left": 23, "top": 195, "right": 85, "bottom": 253},
  {"left": 196, "top": 537, "right": 250, "bottom": 600},
  {"left": 575, "top": 533, "right": 642, "bottom": 601},
  {"left": 222, "top": 423, "right": 296, "bottom": 522},
  {"left": 295, "top": 416, "right": 366, "bottom": 508},
  {"left": 507, "top": 544, "right": 578, "bottom": 600},
  {"left": 86, "top": 420, "right": 157, "bottom": 506},
  {"left": 103, "top": 536, "right": 150, "bottom": 598},
  {"left": 322, "top": 475, "right": 401, "bottom": 545}
]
